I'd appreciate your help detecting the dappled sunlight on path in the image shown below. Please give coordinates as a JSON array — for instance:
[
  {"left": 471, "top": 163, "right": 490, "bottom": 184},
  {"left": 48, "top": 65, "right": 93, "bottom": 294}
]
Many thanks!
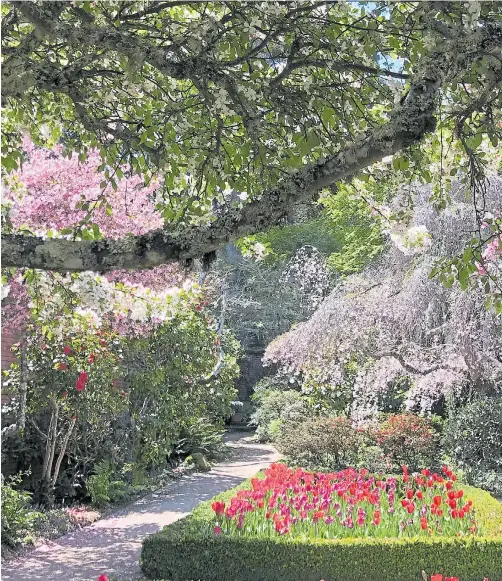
[{"left": 1, "top": 433, "right": 280, "bottom": 581}]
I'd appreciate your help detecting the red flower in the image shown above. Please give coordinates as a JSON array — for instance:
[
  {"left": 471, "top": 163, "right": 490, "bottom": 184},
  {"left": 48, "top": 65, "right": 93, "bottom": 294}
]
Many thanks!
[
  {"left": 437, "top": 508, "right": 443, "bottom": 517},
  {"left": 88, "top": 354, "right": 95, "bottom": 364},
  {"left": 420, "top": 516, "right": 427, "bottom": 530},
  {"left": 98, "top": 576, "right": 108, "bottom": 581},
  {"left": 421, "top": 469, "right": 431, "bottom": 477},
  {"left": 100, "top": 340, "right": 106, "bottom": 347},
  {"left": 406, "top": 502, "right": 415, "bottom": 514},
  {"left": 445, "top": 578, "right": 459, "bottom": 581},
  {"left": 214, "top": 526, "right": 222, "bottom": 535},
  {"left": 433, "top": 495, "right": 442, "bottom": 506},
  {"left": 56, "top": 362, "right": 68, "bottom": 371},
  {"left": 446, "top": 481, "right": 453, "bottom": 490},
  {"left": 76, "top": 371, "right": 88, "bottom": 391},
  {"left": 431, "top": 575, "right": 443, "bottom": 581},
  {"left": 417, "top": 491, "right": 423, "bottom": 500},
  {"left": 63, "top": 346, "right": 72, "bottom": 355},
  {"left": 62, "top": 391, "right": 68, "bottom": 399},
  {"left": 211, "top": 501, "right": 225, "bottom": 516},
  {"left": 406, "top": 489, "right": 414, "bottom": 500}
]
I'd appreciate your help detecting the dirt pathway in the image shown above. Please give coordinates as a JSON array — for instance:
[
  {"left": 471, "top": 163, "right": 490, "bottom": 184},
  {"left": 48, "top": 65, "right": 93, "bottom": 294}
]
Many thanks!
[{"left": 1, "top": 433, "right": 280, "bottom": 581}]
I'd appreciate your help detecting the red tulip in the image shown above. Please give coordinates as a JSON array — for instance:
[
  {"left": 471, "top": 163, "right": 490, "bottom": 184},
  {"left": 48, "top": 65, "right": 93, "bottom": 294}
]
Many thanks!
[
  {"left": 214, "top": 526, "right": 222, "bottom": 535},
  {"left": 420, "top": 516, "right": 427, "bottom": 530},
  {"left": 406, "top": 502, "right": 415, "bottom": 514},
  {"left": 406, "top": 489, "right": 414, "bottom": 500},
  {"left": 417, "top": 491, "right": 423, "bottom": 500},
  {"left": 431, "top": 575, "right": 443, "bottom": 581},
  {"left": 211, "top": 501, "right": 225, "bottom": 516}
]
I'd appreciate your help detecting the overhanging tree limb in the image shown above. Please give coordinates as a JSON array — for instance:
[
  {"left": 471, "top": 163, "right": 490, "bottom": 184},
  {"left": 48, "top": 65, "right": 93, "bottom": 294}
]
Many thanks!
[{"left": 2, "top": 19, "right": 501, "bottom": 272}]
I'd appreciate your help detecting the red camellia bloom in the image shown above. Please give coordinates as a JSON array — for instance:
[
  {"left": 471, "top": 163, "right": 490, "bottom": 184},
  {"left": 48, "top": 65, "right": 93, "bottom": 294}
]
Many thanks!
[
  {"left": 76, "top": 371, "right": 88, "bottom": 391},
  {"left": 211, "top": 501, "right": 225, "bottom": 516},
  {"left": 63, "top": 346, "right": 72, "bottom": 355}
]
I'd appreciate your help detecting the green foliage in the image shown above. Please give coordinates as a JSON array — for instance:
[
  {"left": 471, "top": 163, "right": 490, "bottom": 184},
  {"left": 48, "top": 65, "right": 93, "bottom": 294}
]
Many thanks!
[
  {"left": 275, "top": 416, "right": 361, "bottom": 471},
  {"left": 141, "top": 480, "right": 502, "bottom": 581},
  {"left": 300, "top": 358, "right": 359, "bottom": 413},
  {"left": 322, "top": 181, "right": 388, "bottom": 276},
  {"left": 250, "top": 388, "right": 309, "bottom": 442},
  {"left": 442, "top": 398, "right": 502, "bottom": 496},
  {"left": 86, "top": 460, "right": 129, "bottom": 507},
  {"left": 246, "top": 215, "right": 341, "bottom": 264},
  {"left": 175, "top": 418, "right": 227, "bottom": 461},
  {"left": 126, "top": 319, "right": 240, "bottom": 470},
  {"left": 1, "top": 472, "right": 42, "bottom": 548},
  {"left": 372, "top": 414, "right": 440, "bottom": 473}
]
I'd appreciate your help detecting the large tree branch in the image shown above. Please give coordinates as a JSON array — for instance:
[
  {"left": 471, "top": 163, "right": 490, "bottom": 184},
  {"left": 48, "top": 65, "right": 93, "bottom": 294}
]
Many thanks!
[{"left": 2, "top": 21, "right": 501, "bottom": 272}]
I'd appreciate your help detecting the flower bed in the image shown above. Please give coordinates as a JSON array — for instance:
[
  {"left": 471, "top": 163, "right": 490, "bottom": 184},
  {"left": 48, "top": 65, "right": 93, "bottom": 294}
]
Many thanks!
[
  {"left": 141, "top": 464, "right": 502, "bottom": 581},
  {"left": 209, "top": 463, "right": 478, "bottom": 538}
]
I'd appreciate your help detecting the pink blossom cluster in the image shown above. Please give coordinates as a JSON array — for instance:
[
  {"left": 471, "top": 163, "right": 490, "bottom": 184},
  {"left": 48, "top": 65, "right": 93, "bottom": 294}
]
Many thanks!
[{"left": 3, "top": 137, "right": 163, "bottom": 238}]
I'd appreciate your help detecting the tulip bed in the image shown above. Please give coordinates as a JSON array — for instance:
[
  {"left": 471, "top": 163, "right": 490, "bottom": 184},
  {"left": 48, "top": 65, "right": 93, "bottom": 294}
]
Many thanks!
[{"left": 141, "top": 464, "right": 502, "bottom": 581}]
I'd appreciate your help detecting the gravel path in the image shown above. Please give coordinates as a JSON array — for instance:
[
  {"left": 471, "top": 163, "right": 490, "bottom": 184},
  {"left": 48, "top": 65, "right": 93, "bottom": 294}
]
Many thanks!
[{"left": 1, "top": 433, "right": 279, "bottom": 581}]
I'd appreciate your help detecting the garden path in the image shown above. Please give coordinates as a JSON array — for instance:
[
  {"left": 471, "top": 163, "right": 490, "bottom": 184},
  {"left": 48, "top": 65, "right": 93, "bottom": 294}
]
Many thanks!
[{"left": 1, "top": 432, "right": 280, "bottom": 581}]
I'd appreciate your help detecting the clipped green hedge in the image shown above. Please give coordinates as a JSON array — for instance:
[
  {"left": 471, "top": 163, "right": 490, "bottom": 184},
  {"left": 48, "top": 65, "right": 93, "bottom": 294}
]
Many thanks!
[{"left": 141, "top": 480, "right": 502, "bottom": 581}]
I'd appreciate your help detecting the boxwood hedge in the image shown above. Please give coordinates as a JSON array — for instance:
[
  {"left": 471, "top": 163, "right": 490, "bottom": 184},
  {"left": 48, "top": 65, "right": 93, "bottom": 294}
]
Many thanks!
[{"left": 141, "top": 480, "right": 502, "bottom": 581}]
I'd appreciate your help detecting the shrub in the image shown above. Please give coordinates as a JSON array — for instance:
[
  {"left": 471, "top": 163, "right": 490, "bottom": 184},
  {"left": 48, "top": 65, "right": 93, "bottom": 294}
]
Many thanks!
[
  {"left": 174, "top": 417, "right": 227, "bottom": 461},
  {"left": 1, "top": 472, "right": 42, "bottom": 548},
  {"left": 442, "top": 398, "right": 502, "bottom": 495},
  {"left": 250, "top": 388, "right": 308, "bottom": 442},
  {"left": 372, "top": 414, "right": 440, "bottom": 472},
  {"left": 275, "top": 416, "right": 360, "bottom": 470},
  {"left": 141, "top": 477, "right": 502, "bottom": 581},
  {"left": 86, "top": 460, "right": 129, "bottom": 507}
]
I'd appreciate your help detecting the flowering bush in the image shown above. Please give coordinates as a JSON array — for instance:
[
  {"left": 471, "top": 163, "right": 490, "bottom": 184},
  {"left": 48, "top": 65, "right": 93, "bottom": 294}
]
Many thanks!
[
  {"left": 210, "top": 463, "right": 476, "bottom": 539},
  {"left": 372, "top": 414, "right": 440, "bottom": 472},
  {"left": 275, "top": 417, "right": 361, "bottom": 471}
]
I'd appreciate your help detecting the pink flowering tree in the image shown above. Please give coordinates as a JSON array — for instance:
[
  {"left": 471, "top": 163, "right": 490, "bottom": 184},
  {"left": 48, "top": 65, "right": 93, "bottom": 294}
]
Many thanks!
[{"left": 1, "top": 140, "right": 239, "bottom": 504}]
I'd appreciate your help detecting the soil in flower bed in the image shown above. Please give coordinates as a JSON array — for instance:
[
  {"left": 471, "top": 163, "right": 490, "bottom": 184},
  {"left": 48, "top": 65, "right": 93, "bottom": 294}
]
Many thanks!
[{"left": 210, "top": 463, "right": 478, "bottom": 539}]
